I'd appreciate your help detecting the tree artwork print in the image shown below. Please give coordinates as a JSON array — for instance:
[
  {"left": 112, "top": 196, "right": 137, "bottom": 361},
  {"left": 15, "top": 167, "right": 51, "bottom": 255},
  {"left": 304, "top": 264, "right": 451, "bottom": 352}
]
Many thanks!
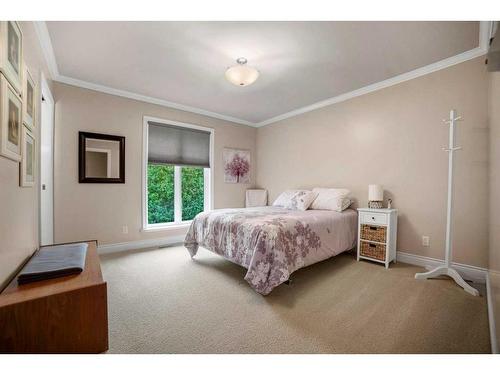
[{"left": 223, "top": 148, "right": 250, "bottom": 183}]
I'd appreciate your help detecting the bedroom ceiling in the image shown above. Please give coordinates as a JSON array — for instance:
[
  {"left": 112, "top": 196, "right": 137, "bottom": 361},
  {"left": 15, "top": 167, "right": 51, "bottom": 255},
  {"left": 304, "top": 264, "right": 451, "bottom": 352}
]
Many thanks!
[{"left": 45, "top": 21, "right": 481, "bottom": 125}]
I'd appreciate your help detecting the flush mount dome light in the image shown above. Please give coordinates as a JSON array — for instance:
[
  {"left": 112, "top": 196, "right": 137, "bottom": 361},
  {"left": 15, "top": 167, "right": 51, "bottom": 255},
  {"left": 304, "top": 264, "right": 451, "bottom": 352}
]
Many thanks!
[{"left": 225, "top": 57, "right": 259, "bottom": 87}]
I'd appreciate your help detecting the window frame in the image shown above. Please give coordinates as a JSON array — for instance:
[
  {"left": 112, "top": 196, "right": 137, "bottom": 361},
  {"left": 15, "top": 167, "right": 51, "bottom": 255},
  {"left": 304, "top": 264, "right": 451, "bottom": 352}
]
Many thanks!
[{"left": 142, "top": 116, "right": 214, "bottom": 231}]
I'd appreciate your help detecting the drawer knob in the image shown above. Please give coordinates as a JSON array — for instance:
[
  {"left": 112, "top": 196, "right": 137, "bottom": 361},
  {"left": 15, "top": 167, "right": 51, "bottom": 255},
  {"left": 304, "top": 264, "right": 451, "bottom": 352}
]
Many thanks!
[{"left": 372, "top": 217, "right": 375, "bottom": 220}]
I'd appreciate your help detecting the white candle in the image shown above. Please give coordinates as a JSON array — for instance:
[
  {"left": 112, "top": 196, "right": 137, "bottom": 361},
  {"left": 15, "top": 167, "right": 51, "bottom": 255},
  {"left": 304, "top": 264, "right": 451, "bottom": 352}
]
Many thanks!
[{"left": 368, "top": 184, "right": 383, "bottom": 201}]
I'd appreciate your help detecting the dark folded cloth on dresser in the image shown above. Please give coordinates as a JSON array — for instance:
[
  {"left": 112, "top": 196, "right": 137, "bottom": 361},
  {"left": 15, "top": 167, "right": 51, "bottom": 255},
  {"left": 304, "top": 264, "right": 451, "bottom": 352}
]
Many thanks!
[{"left": 17, "top": 243, "right": 88, "bottom": 284}]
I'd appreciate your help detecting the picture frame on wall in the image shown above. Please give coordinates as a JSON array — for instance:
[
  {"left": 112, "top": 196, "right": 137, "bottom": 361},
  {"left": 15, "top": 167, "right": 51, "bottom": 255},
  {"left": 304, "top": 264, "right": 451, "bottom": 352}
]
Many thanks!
[
  {"left": 0, "top": 21, "right": 23, "bottom": 95},
  {"left": 0, "top": 74, "right": 22, "bottom": 162},
  {"left": 20, "top": 125, "right": 35, "bottom": 187},
  {"left": 223, "top": 148, "right": 251, "bottom": 184},
  {"left": 22, "top": 64, "right": 35, "bottom": 130}
]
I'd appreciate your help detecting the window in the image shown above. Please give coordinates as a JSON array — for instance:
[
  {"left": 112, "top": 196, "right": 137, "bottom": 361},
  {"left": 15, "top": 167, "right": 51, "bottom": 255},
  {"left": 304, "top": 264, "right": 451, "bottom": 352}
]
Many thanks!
[{"left": 143, "top": 117, "right": 213, "bottom": 229}]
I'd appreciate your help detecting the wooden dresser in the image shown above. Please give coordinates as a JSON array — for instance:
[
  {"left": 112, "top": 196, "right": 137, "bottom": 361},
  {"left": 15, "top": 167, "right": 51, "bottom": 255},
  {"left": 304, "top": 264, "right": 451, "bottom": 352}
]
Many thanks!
[{"left": 0, "top": 240, "right": 108, "bottom": 353}]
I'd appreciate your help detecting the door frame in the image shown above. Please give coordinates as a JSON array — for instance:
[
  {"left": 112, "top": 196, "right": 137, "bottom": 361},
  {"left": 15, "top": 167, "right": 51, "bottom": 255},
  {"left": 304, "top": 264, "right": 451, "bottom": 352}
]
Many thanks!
[{"left": 38, "top": 71, "right": 55, "bottom": 246}]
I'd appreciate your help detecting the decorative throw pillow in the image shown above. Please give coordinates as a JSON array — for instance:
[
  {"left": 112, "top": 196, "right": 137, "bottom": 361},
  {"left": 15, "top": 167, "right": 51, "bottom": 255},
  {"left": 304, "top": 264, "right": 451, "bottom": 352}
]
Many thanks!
[
  {"left": 310, "top": 188, "right": 351, "bottom": 211},
  {"left": 272, "top": 190, "right": 318, "bottom": 211},
  {"left": 338, "top": 197, "right": 353, "bottom": 212}
]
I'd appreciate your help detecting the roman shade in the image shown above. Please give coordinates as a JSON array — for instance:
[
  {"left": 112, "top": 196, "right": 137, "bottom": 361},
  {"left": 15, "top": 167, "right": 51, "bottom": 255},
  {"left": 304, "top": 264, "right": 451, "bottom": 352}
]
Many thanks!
[{"left": 148, "top": 121, "right": 211, "bottom": 168}]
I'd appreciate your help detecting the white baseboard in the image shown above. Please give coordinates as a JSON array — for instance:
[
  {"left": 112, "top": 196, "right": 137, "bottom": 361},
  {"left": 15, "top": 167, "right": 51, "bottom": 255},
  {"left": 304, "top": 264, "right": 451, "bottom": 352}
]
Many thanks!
[
  {"left": 486, "top": 272, "right": 499, "bottom": 354},
  {"left": 396, "top": 251, "right": 488, "bottom": 283},
  {"left": 98, "top": 235, "right": 185, "bottom": 255},
  {"left": 397, "top": 251, "right": 497, "bottom": 353}
]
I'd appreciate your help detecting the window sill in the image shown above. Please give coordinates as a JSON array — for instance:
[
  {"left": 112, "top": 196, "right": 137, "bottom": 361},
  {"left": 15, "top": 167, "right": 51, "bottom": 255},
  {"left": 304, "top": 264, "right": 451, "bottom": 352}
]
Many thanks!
[{"left": 142, "top": 222, "right": 192, "bottom": 232}]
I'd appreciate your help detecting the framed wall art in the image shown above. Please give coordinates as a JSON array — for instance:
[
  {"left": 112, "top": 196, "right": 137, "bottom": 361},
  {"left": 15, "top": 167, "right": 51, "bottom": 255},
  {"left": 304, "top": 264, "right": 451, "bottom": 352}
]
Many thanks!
[
  {"left": 23, "top": 64, "right": 35, "bottom": 130},
  {"left": 223, "top": 148, "right": 250, "bottom": 184},
  {"left": 0, "top": 74, "right": 22, "bottom": 162},
  {"left": 0, "top": 21, "right": 23, "bottom": 95},
  {"left": 20, "top": 124, "right": 35, "bottom": 187}
]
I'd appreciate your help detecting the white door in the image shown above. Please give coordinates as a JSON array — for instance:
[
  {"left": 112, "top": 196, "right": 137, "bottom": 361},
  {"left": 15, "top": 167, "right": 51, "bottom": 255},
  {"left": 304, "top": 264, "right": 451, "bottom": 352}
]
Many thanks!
[{"left": 40, "top": 76, "right": 54, "bottom": 246}]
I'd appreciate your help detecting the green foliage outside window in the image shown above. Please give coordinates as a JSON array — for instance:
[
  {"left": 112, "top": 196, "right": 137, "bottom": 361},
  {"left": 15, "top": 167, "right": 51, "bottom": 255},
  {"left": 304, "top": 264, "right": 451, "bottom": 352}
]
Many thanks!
[
  {"left": 147, "top": 164, "right": 205, "bottom": 224},
  {"left": 147, "top": 164, "right": 174, "bottom": 224},
  {"left": 181, "top": 167, "right": 205, "bottom": 221}
]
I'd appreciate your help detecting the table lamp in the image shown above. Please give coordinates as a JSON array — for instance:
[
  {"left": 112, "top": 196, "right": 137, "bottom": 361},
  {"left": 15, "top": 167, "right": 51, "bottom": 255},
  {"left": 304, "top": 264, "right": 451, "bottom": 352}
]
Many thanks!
[{"left": 368, "top": 184, "right": 383, "bottom": 209}]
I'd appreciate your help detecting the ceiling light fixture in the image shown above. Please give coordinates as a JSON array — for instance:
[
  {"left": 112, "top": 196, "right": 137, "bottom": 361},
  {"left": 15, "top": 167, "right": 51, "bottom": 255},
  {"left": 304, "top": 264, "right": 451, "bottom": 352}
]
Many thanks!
[{"left": 225, "top": 57, "right": 259, "bottom": 87}]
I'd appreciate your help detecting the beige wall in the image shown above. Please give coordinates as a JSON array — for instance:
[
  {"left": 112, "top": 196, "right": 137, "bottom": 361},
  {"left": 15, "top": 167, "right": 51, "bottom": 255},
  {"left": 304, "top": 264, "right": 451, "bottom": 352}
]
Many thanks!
[
  {"left": 256, "top": 57, "right": 489, "bottom": 268},
  {"left": 489, "top": 71, "right": 500, "bottom": 351},
  {"left": 0, "top": 22, "right": 52, "bottom": 288},
  {"left": 53, "top": 82, "right": 256, "bottom": 245}
]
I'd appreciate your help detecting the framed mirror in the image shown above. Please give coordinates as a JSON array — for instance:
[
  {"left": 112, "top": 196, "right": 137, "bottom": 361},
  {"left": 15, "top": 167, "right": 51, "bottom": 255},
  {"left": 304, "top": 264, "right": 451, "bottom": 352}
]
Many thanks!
[{"left": 79, "top": 131, "right": 125, "bottom": 183}]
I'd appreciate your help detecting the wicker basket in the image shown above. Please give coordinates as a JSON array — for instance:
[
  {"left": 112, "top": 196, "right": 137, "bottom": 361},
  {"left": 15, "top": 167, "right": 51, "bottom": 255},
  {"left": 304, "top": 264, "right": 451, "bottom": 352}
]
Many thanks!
[
  {"left": 360, "top": 224, "right": 387, "bottom": 243},
  {"left": 360, "top": 241, "right": 386, "bottom": 261}
]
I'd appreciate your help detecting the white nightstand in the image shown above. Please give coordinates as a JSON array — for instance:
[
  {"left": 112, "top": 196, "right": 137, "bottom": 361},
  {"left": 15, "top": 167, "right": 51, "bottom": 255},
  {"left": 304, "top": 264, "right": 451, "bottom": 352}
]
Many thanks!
[{"left": 357, "top": 208, "right": 398, "bottom": 269}]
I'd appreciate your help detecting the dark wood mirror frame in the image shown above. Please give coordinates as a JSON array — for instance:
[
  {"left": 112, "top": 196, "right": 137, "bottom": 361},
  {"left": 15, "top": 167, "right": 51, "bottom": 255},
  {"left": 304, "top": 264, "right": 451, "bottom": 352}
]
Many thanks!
[{"left": 79, "top": 131, "right": 125, "bottom": 183}]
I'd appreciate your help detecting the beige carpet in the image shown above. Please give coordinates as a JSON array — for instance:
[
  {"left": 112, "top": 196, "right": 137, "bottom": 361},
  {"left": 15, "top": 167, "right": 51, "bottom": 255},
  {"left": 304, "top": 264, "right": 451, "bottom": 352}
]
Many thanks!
[{"left": 100, "top": 246, "right": 490, "bottom": 353}]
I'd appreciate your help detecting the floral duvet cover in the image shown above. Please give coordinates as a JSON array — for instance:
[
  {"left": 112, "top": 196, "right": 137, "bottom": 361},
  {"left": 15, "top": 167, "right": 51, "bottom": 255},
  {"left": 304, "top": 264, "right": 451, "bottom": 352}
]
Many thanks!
[{"left": 184, "top": 206, "right": 358, "bottom": 295}]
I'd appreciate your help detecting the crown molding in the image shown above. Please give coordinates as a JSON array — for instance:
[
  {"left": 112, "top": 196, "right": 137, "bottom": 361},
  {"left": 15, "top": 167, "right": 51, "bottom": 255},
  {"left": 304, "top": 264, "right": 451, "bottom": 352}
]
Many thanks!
[
  {"left": 55, "top": 75, "right": 256, "bottom": 127},
  {"left": 33, "top": 21, "right": 60, "bottom": 79},
  {"left": 33, "top": 21, "right": 492, "bottom": 129},
  {"left": 255, "top": 21, "right": 493, "bottom": 127},
  {"left": 31, "top": 21, "right": 256, "bottom": 128}
]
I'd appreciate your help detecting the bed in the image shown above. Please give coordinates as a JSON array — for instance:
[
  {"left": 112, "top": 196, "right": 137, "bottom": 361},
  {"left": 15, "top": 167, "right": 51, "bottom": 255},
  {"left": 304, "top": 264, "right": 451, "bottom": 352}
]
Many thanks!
[{"left": 184, "top": 206, "right": 358, "bottom": 295}]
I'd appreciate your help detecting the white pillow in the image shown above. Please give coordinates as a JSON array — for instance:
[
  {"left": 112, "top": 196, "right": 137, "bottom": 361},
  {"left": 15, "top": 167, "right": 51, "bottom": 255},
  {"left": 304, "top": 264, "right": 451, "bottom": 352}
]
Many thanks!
[
  {"left": 272, "top": 190, "right": 318, "bottom": 211},
  {"left": 310, "top": 188, "right": 352, "bottom": 211}
]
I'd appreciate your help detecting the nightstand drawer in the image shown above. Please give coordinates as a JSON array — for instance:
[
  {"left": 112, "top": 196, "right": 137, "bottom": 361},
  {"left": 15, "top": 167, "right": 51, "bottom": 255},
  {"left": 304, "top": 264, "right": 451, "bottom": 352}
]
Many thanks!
[
  {"left": 360, "top": 212, "right": 387, "bottom": 225},
  {"left": 360, "top": 224, "right": 387, "bottom": 242},
  {"left": 360, "top": 241, "right": 386, "bottom": 261}
]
